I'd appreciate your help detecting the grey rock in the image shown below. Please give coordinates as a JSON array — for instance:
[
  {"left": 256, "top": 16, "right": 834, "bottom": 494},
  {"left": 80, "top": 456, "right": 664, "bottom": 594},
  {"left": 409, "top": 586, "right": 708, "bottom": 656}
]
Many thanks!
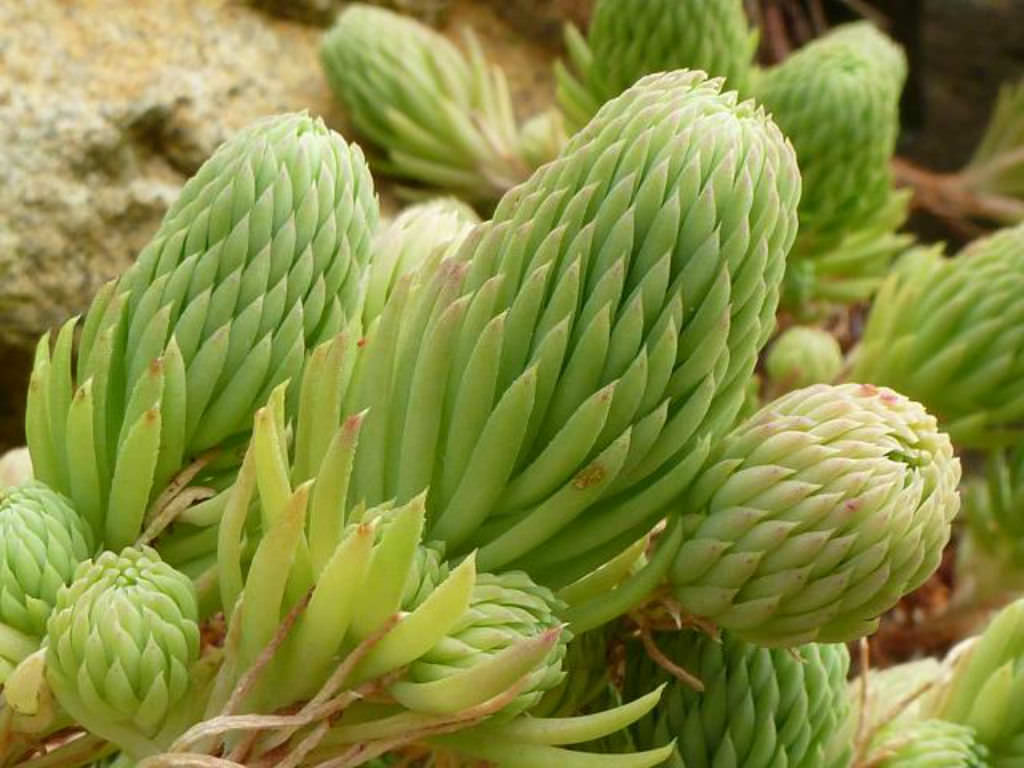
[{"left": 0, "top": 0, "right": 344, "bottom": 350}]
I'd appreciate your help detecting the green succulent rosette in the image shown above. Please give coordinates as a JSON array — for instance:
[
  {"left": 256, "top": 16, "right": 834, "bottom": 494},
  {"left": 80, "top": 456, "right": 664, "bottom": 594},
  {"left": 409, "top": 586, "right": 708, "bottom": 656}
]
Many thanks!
[
  {"left": 45, "top": 547, "right": 201, "bottom": 758},
  {"left": 556, "top": 0, "right": 757, "bottom": 132},
  {"left": 764, "top": 326, "right": 843, "bottom": 393},
  {"left": 755, "top": 23, "right": 910, "bottom": 305},
  {"left": 853, "top": 221, "right": 1024, "bottom": 447},
  {"left": 26, "top": 113, "right": 378, "bottom": 551},
  {"left": 166, "top": 346, "right": 674, "bottom": 768},
  {"left": 963, "top": 76, "right": 1024, "bottom": 224},
  {"left": 623, "top": 629, "right": 852, "bottom": 768},
  {"left": 849, "top": 657, "right": 944, "bottom": 739},
  {"left": 0, "top": 481, "right": 93, "bottom": 681},
  {"left": 392, "top": 571, "right": 570, "bottom": 718},
  {"left": 342, "top": 70, "right": 799, "bottom": 616},
  {"left": 669, "top": 382, "right": 960, "bottom": 646},
  {"left": 755, "top": 22, "right": 906, "bottom": 255},
  {"left": 364, "top": 198, "right": 479, "bottom": 324},
  {"left": 869, "top": 720, "right": 989, "bottom": 767},
  {"left": 321, "top": 4, "right": 532, "bottom": 203},
  {"left": 923, "top": 597, "right": 1024, "bottom": 764}
]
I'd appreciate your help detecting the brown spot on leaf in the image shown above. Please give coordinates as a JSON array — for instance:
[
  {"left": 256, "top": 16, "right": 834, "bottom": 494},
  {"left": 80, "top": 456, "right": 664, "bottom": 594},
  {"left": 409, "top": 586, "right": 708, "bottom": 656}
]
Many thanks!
[{"left": 573, "top": 464, "right": 606, "bottom": 489}]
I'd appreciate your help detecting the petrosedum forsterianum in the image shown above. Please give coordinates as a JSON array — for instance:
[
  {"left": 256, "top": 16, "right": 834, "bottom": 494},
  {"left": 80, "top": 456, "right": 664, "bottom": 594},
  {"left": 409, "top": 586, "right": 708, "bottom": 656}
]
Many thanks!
[
  {"left": 754, "top": 22, "right": 906, "bottom": 255},
  {"left": 868, "top": 720, "right": 989, "bottom": 767},
  {"left": 364, "top": 198, "right": 479, "bottom": 324},
  {"left": 321, "top": 4, "right": 532, "bottom": 204},
  {"left": 0, "top": 482, "right": 93, "bottom": 681},
  {"left": 178, "top": 341, "right": 670, "bottom": 768},
  {"left": 622, "top": 629, "right": 852, "bottom": 768},
  {"left": 25, "top": 113, "right": 378, "bottom": 552},
  {"left": 343, "top": 70, "right": 800, "bottom": 607},
  {"left": 853, "top": 221, "right": 1024, "bottom": 448},
  {"left": 755, "top": 23, "right": 909, "bottom": 305},
  {"left": 45, "top": 547, "right": 201, "bottom": 759},
  {"left": 923, "top": 597, "right": 1024, "bottom": 764},
  {"left": 764, "top": 325, "right": 843, "bottom": 393},
  {"left": 669, "top": 383, "right": 960, "bottom": 646},
  {"left": 392, "top": 571, "right": 569, "bottom": 718},
  {"left": 556, "top": 0, "right": 757, "bottom": 133}
]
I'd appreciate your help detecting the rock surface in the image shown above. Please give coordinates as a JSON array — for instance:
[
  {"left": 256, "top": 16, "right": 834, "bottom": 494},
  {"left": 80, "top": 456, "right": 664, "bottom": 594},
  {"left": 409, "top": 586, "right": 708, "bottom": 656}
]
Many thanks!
[
  {"left": 0, "top": 0, "right": 344, "bottom": 352},
  {"left": 0, "top": 0, "right": 558, "bottom": 450}
]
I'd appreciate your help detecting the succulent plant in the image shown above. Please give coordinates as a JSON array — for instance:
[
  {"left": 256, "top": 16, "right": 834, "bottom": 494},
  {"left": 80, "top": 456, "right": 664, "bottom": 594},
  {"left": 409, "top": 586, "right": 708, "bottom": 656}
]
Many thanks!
[
  {"left": 755, "top": 23, "right": 905, "bottom": 254},
  {"left": 321, "top": 4, "right": 532, "bottom": 203},
  {"left": 26, "top": 113, "right": 378, "bottom": 551},
  {"left": 556, "top": 0, "right": 757, "bottom": 133},
  {"left": 961, "top": 76, "right": 1024, "bottom": 225},
  {"left": 343, "top": 70, "right": 799, "bottom": 609},
  {"left": 364, "top": 198, "right": 479, "bottom": 324},
  {"left": 754, "top": 23, "right": 909, "bottom": 305},
  {"left": 670, "top": 383, "right": 960, "bottom": 646},
  {"left": 923, "top": 597, "right": 1024, "bottom": 764},
  {"left": 170, "top": 339, "right": 670, "bottom": 767},
  {"left": 868, "top": 720, "right": 989, "bottom": 767},
  {"left": 853, "top": 221, "right": 1024, "bottom": 447},
  {"left": 623, "top": 629, "right": 852, "bottom": 768},
  {"left": 849, "top": 657, "right": 944, "bottom": 739},
  {"left": 764, "top": 325, "right": 843, "bottom": 393},
  {"left": 45, "top": 546, "right": 201, "bottom": 759},
  {"left": 393, "top": 570, "right": 569, "bottom": 718},
  {"left": 0, "top": 481, "right": 93, "bottom": 681}
]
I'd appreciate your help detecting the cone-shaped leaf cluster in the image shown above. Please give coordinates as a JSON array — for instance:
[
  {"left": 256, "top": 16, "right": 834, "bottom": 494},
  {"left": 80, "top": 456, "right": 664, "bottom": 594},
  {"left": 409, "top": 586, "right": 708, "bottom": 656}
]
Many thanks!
[
  {"left": 25, "top": 113, "right": 378, "bottom": 551},
  {"left": 854, "top": 222, "right": 1024, "bottom": 447},
  {"left": 556, "top": 0, "right": 757, "bottom": 132},
  {"left": 670, "top": 383, "right": 960, "bottom": 645},
  {"left": 321, "top": 4, "right": 531, "bottom": 203},
  {"left": 754, "top": 23, "right": 910, "bottom": 305},
  {"left": 623, "top": 629, "right": 852, "bottom": 768},
  {"left": 344, "top": 70, "right": 800, "bottom": 592}
]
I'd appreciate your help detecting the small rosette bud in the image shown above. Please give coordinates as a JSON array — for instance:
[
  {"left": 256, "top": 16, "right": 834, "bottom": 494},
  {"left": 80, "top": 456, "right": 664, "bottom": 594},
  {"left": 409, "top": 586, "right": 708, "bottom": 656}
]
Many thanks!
[
  {"left": 670, "top": 383, "right": 960, "bottom": 646},
  {"left": 364, "top": 198, "right": 478, "bottom": 324},
  {"left": 392, "top": 571, "right": 569, "bottom": 718},
  {"left": 0, "top": 482, "right": 93, "bottom": 679},
  {"left": 45, "top": 547, "right": 200, "bottom": 757},
  {"left": 765, "top": 326, "right": 843, "bottom": 393}
]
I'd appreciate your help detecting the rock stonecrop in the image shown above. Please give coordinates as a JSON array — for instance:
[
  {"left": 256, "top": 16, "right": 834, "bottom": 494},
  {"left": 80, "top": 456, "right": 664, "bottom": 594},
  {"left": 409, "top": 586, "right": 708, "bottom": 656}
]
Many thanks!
[
  {"left": 853, "top": 221, "right": 1024, "bottom": 447},
  {"left": 45, "top": 547, "right": 201, "bottom": 759},
  {"left": 0, "top": 482, "right": 93, "bottom": 681},
  {"left": 754, "top": 23, "right": 910, "bottom": 305},
  {"left": 923, "top": 598, "right": 1024, "bottom": 764},
  {"left": 321, "top": 4, "right": 533, "bottom": 204},
  {"left": 555, "top": 0, "right": 757, "bottom": 133},
  {"left": 343, "top": 70, "right": 800, "bottom": 607},
  {"left": 868, "top": 720, "right": 989, "bottom": 767},
  {"left": 25, "top": 113, "right": 378, "bottom": 551},
  {"left": 0, "top": 11, "right": 987, "bottom": 764},
  {"left": 764, "top": 325, "right": 843, "bottom": 393},
  {"left": 670, "top": 383, "right": 960, "bottom": 646},
  {"left": 623, "top": 629, "right": 852, "bottom": 768}
]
